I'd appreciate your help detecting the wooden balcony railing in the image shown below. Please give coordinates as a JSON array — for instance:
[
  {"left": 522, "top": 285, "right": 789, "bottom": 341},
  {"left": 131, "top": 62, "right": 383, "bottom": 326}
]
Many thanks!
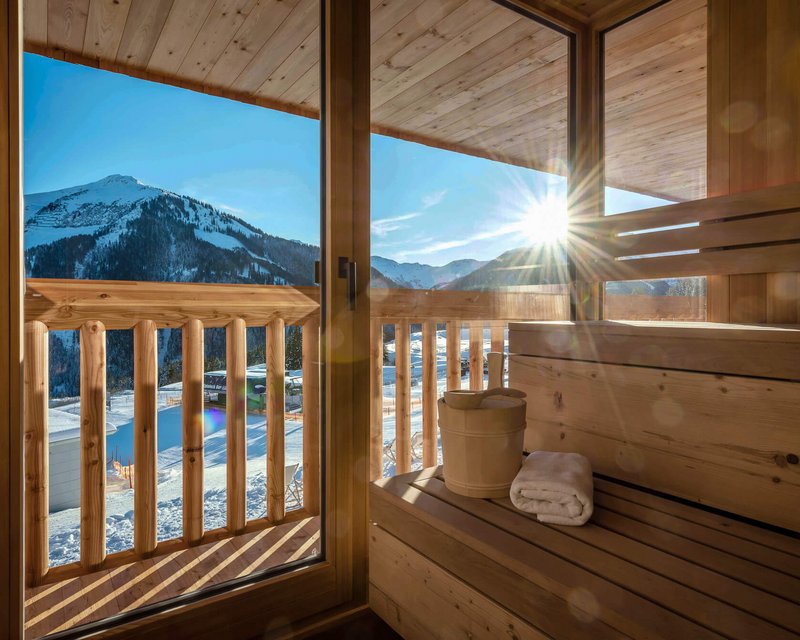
[{"left": 23, "top": 278, "right": 569, "bottom": 587}]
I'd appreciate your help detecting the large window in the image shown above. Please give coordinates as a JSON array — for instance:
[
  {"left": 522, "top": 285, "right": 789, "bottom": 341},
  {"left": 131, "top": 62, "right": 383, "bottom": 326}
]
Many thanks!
[
  {"left": 602, "top": 0, "right": 708, "bottom": 320},
  {"left": 369, "top": 0, "right": 570, "bottom": 478}
]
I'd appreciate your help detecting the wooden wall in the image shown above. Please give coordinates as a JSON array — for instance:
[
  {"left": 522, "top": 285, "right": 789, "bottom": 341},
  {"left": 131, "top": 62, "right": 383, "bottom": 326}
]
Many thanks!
[
  {"left": 0, "top": 0, "right": 23, "bottom": 638},
  {"left": 707, "top": 0, "right": 800, "bottom": 323}
]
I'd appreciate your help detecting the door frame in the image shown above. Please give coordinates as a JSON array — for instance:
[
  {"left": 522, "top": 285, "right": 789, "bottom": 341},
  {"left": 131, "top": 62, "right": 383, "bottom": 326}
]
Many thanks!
[{"left": 0, "top": 1, "right": 371, "bottom": 637}]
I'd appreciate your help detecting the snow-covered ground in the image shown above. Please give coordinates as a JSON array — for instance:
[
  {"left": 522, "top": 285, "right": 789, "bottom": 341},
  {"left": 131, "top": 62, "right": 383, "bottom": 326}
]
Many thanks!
[{"left": 48, "top": 326, "right": 503, "bottom": 566}]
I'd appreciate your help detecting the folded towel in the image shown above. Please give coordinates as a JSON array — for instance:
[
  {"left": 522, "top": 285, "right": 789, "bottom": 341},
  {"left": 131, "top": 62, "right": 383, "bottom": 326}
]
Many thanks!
[{"left": 510, "top": 451, "right": 593, "bottom": 526}]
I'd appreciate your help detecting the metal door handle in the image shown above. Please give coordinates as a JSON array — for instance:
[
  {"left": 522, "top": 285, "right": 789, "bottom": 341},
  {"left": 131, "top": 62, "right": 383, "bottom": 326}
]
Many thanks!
[{"left": 338, "top": 257, "right": 357, "bottom": 311}]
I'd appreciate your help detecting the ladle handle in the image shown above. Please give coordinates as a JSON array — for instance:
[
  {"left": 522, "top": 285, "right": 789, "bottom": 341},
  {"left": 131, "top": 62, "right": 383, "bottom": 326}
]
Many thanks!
[{"left": 488, "top": 352, "right": 505, "bottom": 389}]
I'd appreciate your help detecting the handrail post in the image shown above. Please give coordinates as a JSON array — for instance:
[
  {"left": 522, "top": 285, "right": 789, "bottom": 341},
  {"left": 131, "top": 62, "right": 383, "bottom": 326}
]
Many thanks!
[
  {"left": 267, "top": 318, "right": 286, "bottom": 523},
  {"left": 395, "top": 321, "right": 411, "bottom": 474},
  {"left": 369, "top": 318, "right": 383, "bottom": 480},
  {"left": 226, "top": 318, "right": 247, "bottom": 533},
  {"left": 24, "top": 321, "right": 49, "bottom": 586},
  {"left": 80, "top": 320, "right": 106, "bottom": 570},
  {"left": 446, "top": 320, "right": 461, "bottom": 391},
  {"left": 182, "top": 319, "right": 204, "bottom": 544},
  {"left": 302, "top": 318, "right": 321, "bottom": 515},
  {"left": 469, "top": 322, "right": 484, "bottom": 391},
  {"left": 421, "top": 320, "right": 438, "bottom": 468},
  {"left": 134, "top": 320, "right": 158, "bottom": 556}
]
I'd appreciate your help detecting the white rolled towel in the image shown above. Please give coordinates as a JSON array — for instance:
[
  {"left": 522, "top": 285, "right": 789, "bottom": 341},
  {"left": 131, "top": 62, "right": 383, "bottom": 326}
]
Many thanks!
[{"left": 510, "top": 451, "right": 594, "bottom": 526}]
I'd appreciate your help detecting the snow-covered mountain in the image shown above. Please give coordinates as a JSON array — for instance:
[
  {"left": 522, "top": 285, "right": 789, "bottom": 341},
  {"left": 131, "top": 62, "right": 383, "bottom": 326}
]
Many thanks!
[
  {"left": 370, "top": 256, "right": 486, "bottom": 289},
  {"left": 24, "top": 174, "right": 318, "bottom": 285}
]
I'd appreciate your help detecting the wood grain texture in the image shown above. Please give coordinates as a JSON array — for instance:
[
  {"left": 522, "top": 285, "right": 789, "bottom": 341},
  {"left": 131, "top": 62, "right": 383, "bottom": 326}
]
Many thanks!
[
  {"left": 421, "top": 320, "right": 437, "bottom": 468},
  {"left": 508, "top": 320, "right": 800, "bottom": 380},
  {"left": 182, "top": 319, "right": 204, "bottom": 544},
  {"left": 133, "top": 320, "right": 157, "bottom": 555},
  {"left": 394, "top": 321, "right": 411, "bottom": 474},
  {"left": 371, "top": 469, "right": 800, "bottom": 640},
  {"left": 301, "top": 317, "right": 320, "bottom": 515},
  {"left": 509, "top": 354, "right": 800, "bottom": 532},
  {"left": 468, "top": 322, "right": 483, "bottom": 391},
  {"left": 267, "top": 318, "right": 285, "bottom": 523},
  {"left": 445, "top": 320, "right": 461, "bottom": 391},
  {"left": 369, "top": 318, "right": 383, "bottom": 481},
  {"left": 80, "top": 320, "right": 106, "bottom": 570},
  {"left": 226, "top": 318, "right": 247, "bottom": 533},
  {"left": 1, "top": 2, "right": 24, "bottom": 635},
  {"left": 24, "top": 321, "right": 48, "bottom": 587}
]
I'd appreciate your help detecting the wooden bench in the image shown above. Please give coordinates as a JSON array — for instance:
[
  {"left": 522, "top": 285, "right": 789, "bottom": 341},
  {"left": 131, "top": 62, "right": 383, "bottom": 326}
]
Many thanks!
[
  {"left": 369, "top": 321, "right": 800, "bottom": 639},
  {"left": 370, "top": 468, "right": 800, "bottom": 639}
]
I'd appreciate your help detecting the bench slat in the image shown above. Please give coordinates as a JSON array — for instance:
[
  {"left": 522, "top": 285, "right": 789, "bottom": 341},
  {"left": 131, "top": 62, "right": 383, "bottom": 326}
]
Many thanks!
[
  {"left": 594, "top": 477, "right": 800, "bottom": 558},
  {"left": 412, "top": 477, "right": 795, "bottom": 640}
]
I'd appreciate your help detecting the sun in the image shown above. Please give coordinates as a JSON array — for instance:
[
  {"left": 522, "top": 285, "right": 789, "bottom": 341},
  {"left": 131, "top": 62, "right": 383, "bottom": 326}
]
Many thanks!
[{"left": 519, "top": 190, "right": 569, "bottom": 246}]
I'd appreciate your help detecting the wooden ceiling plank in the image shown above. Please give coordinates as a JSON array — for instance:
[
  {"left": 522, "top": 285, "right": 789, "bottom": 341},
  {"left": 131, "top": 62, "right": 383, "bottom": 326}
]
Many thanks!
[
  {"left": 369, "top": 0, "right": 427, "bottom": 46},
  {"left": 115, "top": 0, "right": 174, "bottom": 69},
  {"left": 371, "top": 18, "right": 556, "bottom": 123},
  {"left": 604, "top": 0, "right": 704, "bottom": 50},
  {"left": 204, "top": 0, "right": 300, "bottom": 89},
  {"left": 453, "top": 94, "right": 567, "bottom": 147},
  {"left": 384, "top": 33, "right": 565, "bottom": 132},
  {"left": 607, "top": 105, "right": 706, "bottom": 142},
  {"left": 23, "top": 0, "right": 48, "bottom": 45},
  {"left": 255, "top": 24, "right": 318, "bottom": 99},
  {"left": 279, "top": 61, "right": 319, "bottom": 108},
  {"left": 606, "top": 19, "right": 706, "bottom": 81},
  {"left": 47, "top": 0, "right": 90, "bottom": 53},
  {"left": 372, "top": 5, "right": 520, "bottom": 110},
  {"left": 605, "top": 76, "right": 705, "bottom": 124},
  {"left": 369, "top": 0, "right": 466, "bottom": 71},
  {"left": 382, "top": 25, "right": 564, "bottom": 129},
  {"left": 415, "top": 54, "right": 567, "bottom": 140},
  {"left": 175, "top": 0, "right": 258, "bottom": 84},
  {"left": 82, "top": 0, "right": 131, "bottom": 62},
  {"left": 229, "top": 0, "right": 317, "bottom": 95},
  {"left": 146, "top": 0, "right": 216, "bottom": 77}
]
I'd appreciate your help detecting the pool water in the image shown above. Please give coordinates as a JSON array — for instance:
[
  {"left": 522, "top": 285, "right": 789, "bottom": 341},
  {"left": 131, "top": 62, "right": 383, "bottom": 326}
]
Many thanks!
[{"left": 106, "top": 405, "right": 265, "bottom": 465}]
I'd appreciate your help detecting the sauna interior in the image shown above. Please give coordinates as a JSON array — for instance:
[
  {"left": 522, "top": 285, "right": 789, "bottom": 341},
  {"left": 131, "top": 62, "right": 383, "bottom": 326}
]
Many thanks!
[{"left": 1, "top": 0, "right": 799, "bottom": 638}]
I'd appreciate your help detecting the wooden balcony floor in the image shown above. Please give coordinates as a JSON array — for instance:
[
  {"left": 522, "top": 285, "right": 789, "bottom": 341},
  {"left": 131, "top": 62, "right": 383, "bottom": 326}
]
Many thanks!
[{"left": 24, "top": 516, "right": 321, "bottom": 639}]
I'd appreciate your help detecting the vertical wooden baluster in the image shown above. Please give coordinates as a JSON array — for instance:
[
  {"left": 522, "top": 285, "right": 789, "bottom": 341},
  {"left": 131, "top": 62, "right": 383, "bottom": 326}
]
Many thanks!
[
  {"left": 24, "top": 321, "right": 48, "bottom": 586},
  {"left": 490, "top": 323, "right": 505, "bottom": 355},
  {"left": 369, "top": 318, "right": 384, "bottom": 480},
  {"left": 134, "top": 320, "right": 157, "bottom": 556},
  {"left": 267, "top": 318, "right": 286, "bottom": 523},
  {"left": 395, "top": 321, "right": 411, "bottom": 474},
  {"left": 421, "top": 320, "right": 438, "bottom": 468},
  {"left": 182, "top": 319, "right": 204, "bottom": 544},
  {"left": 302, "top": 317, "right": 321, "bottom": 515},
  {"left": 226, "top": 318, "right": 247, "bottom": 533},
  {"left": 469, "top": 322, "right": 484, "bottom": 391},
  {"left": 446, "top": 320, "right": 461, "bottom": 391},
  {"left": 80, "top": 320, "right": 106, "bottom": 570}
]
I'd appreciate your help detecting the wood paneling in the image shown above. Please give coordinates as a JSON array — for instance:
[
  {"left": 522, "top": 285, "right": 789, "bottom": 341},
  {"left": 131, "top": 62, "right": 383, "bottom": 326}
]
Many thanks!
[
  {"left": 604, "top": 0, "right": 707, "bottom": 201},
  {"left": 421, "top": 320, "right": 437, "bottom": 468},
  {"left": 394, "top": 321, "right": 411, "bottom": 474},
  {"left": 509, "top": 351, "right": 800, "bottom": 531},
  {"left": 2, "top": 1, "right": 24, "bottom": 634},
  {"left": 445, "top": 320, "right": 461, "bottom": 391},
  {"left": 705, "top": 0, "right": 800, "bottom": 324},
  {"left": 468, "top": 322, "right": 483, "bottom": 391},
  {"left": 508, "top": 320, "right": 800, "bottom": 380}
]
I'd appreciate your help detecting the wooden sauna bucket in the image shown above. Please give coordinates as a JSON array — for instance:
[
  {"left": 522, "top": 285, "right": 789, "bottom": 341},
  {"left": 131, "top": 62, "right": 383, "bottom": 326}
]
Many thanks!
[{"left": 438, "top": 394, "right": 527, "bottom": 498}]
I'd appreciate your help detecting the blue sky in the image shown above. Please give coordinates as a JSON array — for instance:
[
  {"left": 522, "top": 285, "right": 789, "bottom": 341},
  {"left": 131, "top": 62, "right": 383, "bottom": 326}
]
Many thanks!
[{"left": 24, "top": 53, "right": 667, "bottom": 266}]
